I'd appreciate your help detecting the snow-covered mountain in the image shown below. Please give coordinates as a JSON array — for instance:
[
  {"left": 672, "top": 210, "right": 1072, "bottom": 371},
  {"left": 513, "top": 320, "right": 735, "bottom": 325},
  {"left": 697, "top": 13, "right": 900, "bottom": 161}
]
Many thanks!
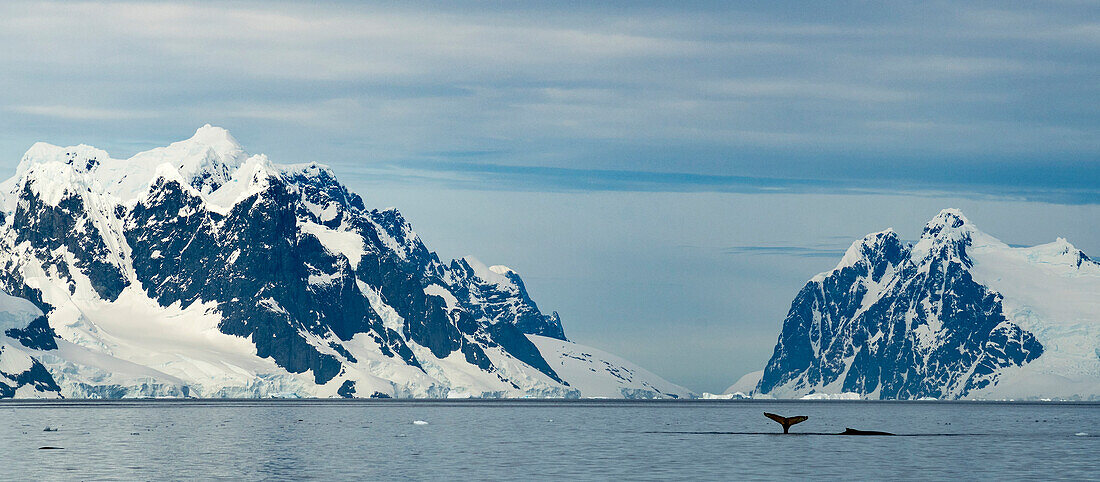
[
  {"left": 751, "top": 209, "right": 1099, "bottom": 400},
  {"left": 0, "top": 125, "right": 689, "bottom": 399}
]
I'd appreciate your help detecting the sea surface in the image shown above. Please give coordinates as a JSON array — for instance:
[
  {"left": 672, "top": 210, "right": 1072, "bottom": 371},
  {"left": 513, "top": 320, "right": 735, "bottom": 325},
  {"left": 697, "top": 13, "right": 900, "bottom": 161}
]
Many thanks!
[{"left": 1, "top": 399, "right": 1097, "bottom": 480}]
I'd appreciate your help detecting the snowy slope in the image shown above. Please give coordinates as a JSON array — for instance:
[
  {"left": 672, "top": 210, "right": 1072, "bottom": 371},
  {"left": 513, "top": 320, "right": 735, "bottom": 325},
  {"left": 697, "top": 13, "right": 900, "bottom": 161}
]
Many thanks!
[
  {"left": 527, "top": 335, "right": 691, "bottom": 399},
  {"left": 753, "top": 209, "right": 1099, "bottom": 400},
  {"left": 0, "top": 125, "right": 685, "bottom": 399},
  {"left": 966, "top": 236, "right": 1100, "bottom": 399},
  {"left": 724, "top": 370, "right": 762, "bottom": 397}
]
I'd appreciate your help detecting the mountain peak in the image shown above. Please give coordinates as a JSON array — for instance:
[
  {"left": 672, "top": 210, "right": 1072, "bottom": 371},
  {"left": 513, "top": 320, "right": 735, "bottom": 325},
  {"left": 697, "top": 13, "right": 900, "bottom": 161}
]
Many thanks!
[
  {"left": 120, "top": 125, "right": 248, "bottom": 196},
  {"left": 170, "top": 124, "right": 246, "bottom": 169},
  {"left": 140, "top": 124, "right": 246, "bottom": 167},
  {"left": 19, "top": 142, "right": 110, "bottom": 173},
  {"left": 461, "top": 256, "right": 513, "bottom": 285},
  {"left": 815, "top": 228, "right": 907, "bottom": 282},
  {"left": 922, "top": 208, "right": 973, "bottom": 238},
  {"left": 835, "top": 229, "right": 899, "bottom": 267},
  {"left": 187, "top": 124, "right": 241, "bottom": 151}
]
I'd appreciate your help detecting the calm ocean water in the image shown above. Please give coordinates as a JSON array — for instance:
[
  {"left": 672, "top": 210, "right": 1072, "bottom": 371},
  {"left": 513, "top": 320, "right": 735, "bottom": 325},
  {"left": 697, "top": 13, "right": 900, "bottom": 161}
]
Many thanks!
[{"left": 1, "top": 399, "right": 1097, "bottom": 480}]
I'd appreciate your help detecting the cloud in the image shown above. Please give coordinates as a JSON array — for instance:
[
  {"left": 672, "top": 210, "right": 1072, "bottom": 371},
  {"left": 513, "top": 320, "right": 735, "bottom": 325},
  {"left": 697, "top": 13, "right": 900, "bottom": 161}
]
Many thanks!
[
  {"left": 7, "top": 104, "right": 159, "bottom": 120},
  {"left": 341, "top": 160, "right": 1100, "bottom": 205},
  {"left": 873, "top": 55, "right": 1030, "bottom": 78},
  {"left": 704, "top": 79, "right": 914, "bottom": 102},
  {"left": 0, "top": 0, "right": 1096, "bottom": 200},
  {"left": 722, "top": 245, "right": 848, "bottom": 258}
]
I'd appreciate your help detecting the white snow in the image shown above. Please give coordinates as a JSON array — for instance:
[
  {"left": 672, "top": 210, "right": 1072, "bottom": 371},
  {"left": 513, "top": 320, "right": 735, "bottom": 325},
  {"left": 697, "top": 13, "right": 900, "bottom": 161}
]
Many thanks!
[
  {"left": 299, "top": 221, "right": 365, "bottom": 270},
  {"left": 0, "top": 290, "right": 43, "bottom": 333},
  {"left": 10, "top": 160, "right": 94, "bottom": 208},
  {"left": 800, "top": 392, "right": 862, "bottom": 400},
  {"left": 15, "top": 244, "right": 316, "bottom": 397},
  {"left": 13, "top": 383, "right": 59, "bottom": 399},
  {"left": 966, "top": 237, "right": 1100, "bottom": 400},
  {"left": 359, "top": 282, "right": 406, "bottom": 334},
  {"left": 403, "top": 341, "right": 519, "bottom": 397},
  {"left": 6, "top": 126, "right": 245, "bottom": 211},
  {"left": 463, "top": 256, "right": 516, "bottom": 286},
  {"left": 423, "top": 284, "right": 458, "bottom": 311},
  {"left": 724, "top": 369, "right": 762, "bottom": 395},
  {"left": 99, "top": 124, "right": 247, "bottom": 199},
  {"left": 526, "top": 334, "right": 692, "bottom": 399},
  {"left": 19, "top": 142, "right": 109, "bottom": 171},
  {"left": 203, "top": 154, "right": 280, "bottom": 213},
  {"left": 307, "top": 271, "right": 339, "bottom": 287},
  {"left": 68, "top": 288, "right": 312, "bottom": 397},
  {"left": 699, "top": 392, "right": 749, "bottom": 399},
  {"left": 0, "top": 342, "right": 34, "bottom": 374}
]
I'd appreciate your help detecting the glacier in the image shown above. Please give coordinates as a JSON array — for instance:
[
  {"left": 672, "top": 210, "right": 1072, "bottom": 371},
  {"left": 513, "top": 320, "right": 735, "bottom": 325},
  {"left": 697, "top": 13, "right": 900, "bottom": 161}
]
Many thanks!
[
  {"left": 0, "top": 125, "right": 689, "bottom": 399},
  {"left": 747, "top": 209, "right": 1099, "bottom": 400}
]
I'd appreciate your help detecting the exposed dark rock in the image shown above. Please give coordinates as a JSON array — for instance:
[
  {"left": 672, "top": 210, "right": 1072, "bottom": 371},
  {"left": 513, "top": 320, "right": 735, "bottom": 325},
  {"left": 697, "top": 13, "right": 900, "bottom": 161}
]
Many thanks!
[
  {"left": 5, "top": 316, "right": 58, "bottom": 351},
  {"left": 337, "top": 380, "right": 356, "bottom": 398}
]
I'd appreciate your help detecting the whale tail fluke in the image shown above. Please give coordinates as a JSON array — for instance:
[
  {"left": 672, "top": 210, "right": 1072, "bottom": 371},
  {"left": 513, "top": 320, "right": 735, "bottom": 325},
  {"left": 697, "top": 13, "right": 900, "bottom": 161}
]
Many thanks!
[{"left": 764, "top": 412, "right": 808, "bottom": 434}]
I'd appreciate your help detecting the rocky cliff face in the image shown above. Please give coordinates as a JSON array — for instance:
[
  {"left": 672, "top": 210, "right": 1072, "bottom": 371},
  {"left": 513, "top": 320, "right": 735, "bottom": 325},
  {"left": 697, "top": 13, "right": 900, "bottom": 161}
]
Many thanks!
[
  {"left": 755, "top": 209, "right": 1099, "bottom": 400},
  {"left": 0, "top": 126, "right": 688, "bottom": 399}
]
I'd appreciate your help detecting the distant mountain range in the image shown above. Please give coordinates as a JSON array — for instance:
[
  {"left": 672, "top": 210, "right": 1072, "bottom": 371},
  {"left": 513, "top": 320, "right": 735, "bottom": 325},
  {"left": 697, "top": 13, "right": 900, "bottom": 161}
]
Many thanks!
[
  {"left": 735, "top": 209, "right": 1099, "bottom": 400},
  {"left": 0, "top": 126, "right": 688, "bottom": 399},
  {"left": 5, "top": 128, "right": 1094, "bottom": 402}
]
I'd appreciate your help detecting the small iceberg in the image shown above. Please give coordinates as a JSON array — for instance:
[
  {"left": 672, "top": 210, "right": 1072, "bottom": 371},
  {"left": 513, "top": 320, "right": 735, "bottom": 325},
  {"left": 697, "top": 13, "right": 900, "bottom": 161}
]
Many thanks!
[{"left": 412, "top": 420, "right": 428, "bottom": 425}]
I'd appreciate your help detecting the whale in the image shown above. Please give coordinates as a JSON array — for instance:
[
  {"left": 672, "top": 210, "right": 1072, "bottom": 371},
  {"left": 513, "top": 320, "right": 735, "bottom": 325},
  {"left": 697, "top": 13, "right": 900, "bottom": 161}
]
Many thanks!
[{"left": 764, "top": 413, "right": 896, "bottom": 435}]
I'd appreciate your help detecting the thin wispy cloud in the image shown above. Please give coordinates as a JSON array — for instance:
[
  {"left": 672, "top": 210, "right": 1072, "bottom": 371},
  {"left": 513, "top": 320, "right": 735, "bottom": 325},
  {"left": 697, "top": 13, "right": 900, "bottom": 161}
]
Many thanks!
[
  {"left": 8, "top": 104, "right": 159, "bottom": 120},
  {"left": 722, "top": 245, "right": 848, "bottom": 259},
  {"left": 704, "top": 79, "right": 915, "bottom": 102}
]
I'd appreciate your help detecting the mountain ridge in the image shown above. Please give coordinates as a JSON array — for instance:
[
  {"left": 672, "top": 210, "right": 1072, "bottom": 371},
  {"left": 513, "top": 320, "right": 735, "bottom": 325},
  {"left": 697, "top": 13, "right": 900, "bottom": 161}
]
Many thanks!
[
  {"left": 750, "top": 209, "right": 1099, "bottom": 400},
  {"left": 0, "top": 126, "right": 689, "bottom": 399}
]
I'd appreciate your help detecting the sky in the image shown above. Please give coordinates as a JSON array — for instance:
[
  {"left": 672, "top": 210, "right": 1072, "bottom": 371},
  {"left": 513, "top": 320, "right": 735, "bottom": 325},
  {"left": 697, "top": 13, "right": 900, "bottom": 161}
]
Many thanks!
[{"left": 0, "top": 1, "right": 1097, "bottom": 392}]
